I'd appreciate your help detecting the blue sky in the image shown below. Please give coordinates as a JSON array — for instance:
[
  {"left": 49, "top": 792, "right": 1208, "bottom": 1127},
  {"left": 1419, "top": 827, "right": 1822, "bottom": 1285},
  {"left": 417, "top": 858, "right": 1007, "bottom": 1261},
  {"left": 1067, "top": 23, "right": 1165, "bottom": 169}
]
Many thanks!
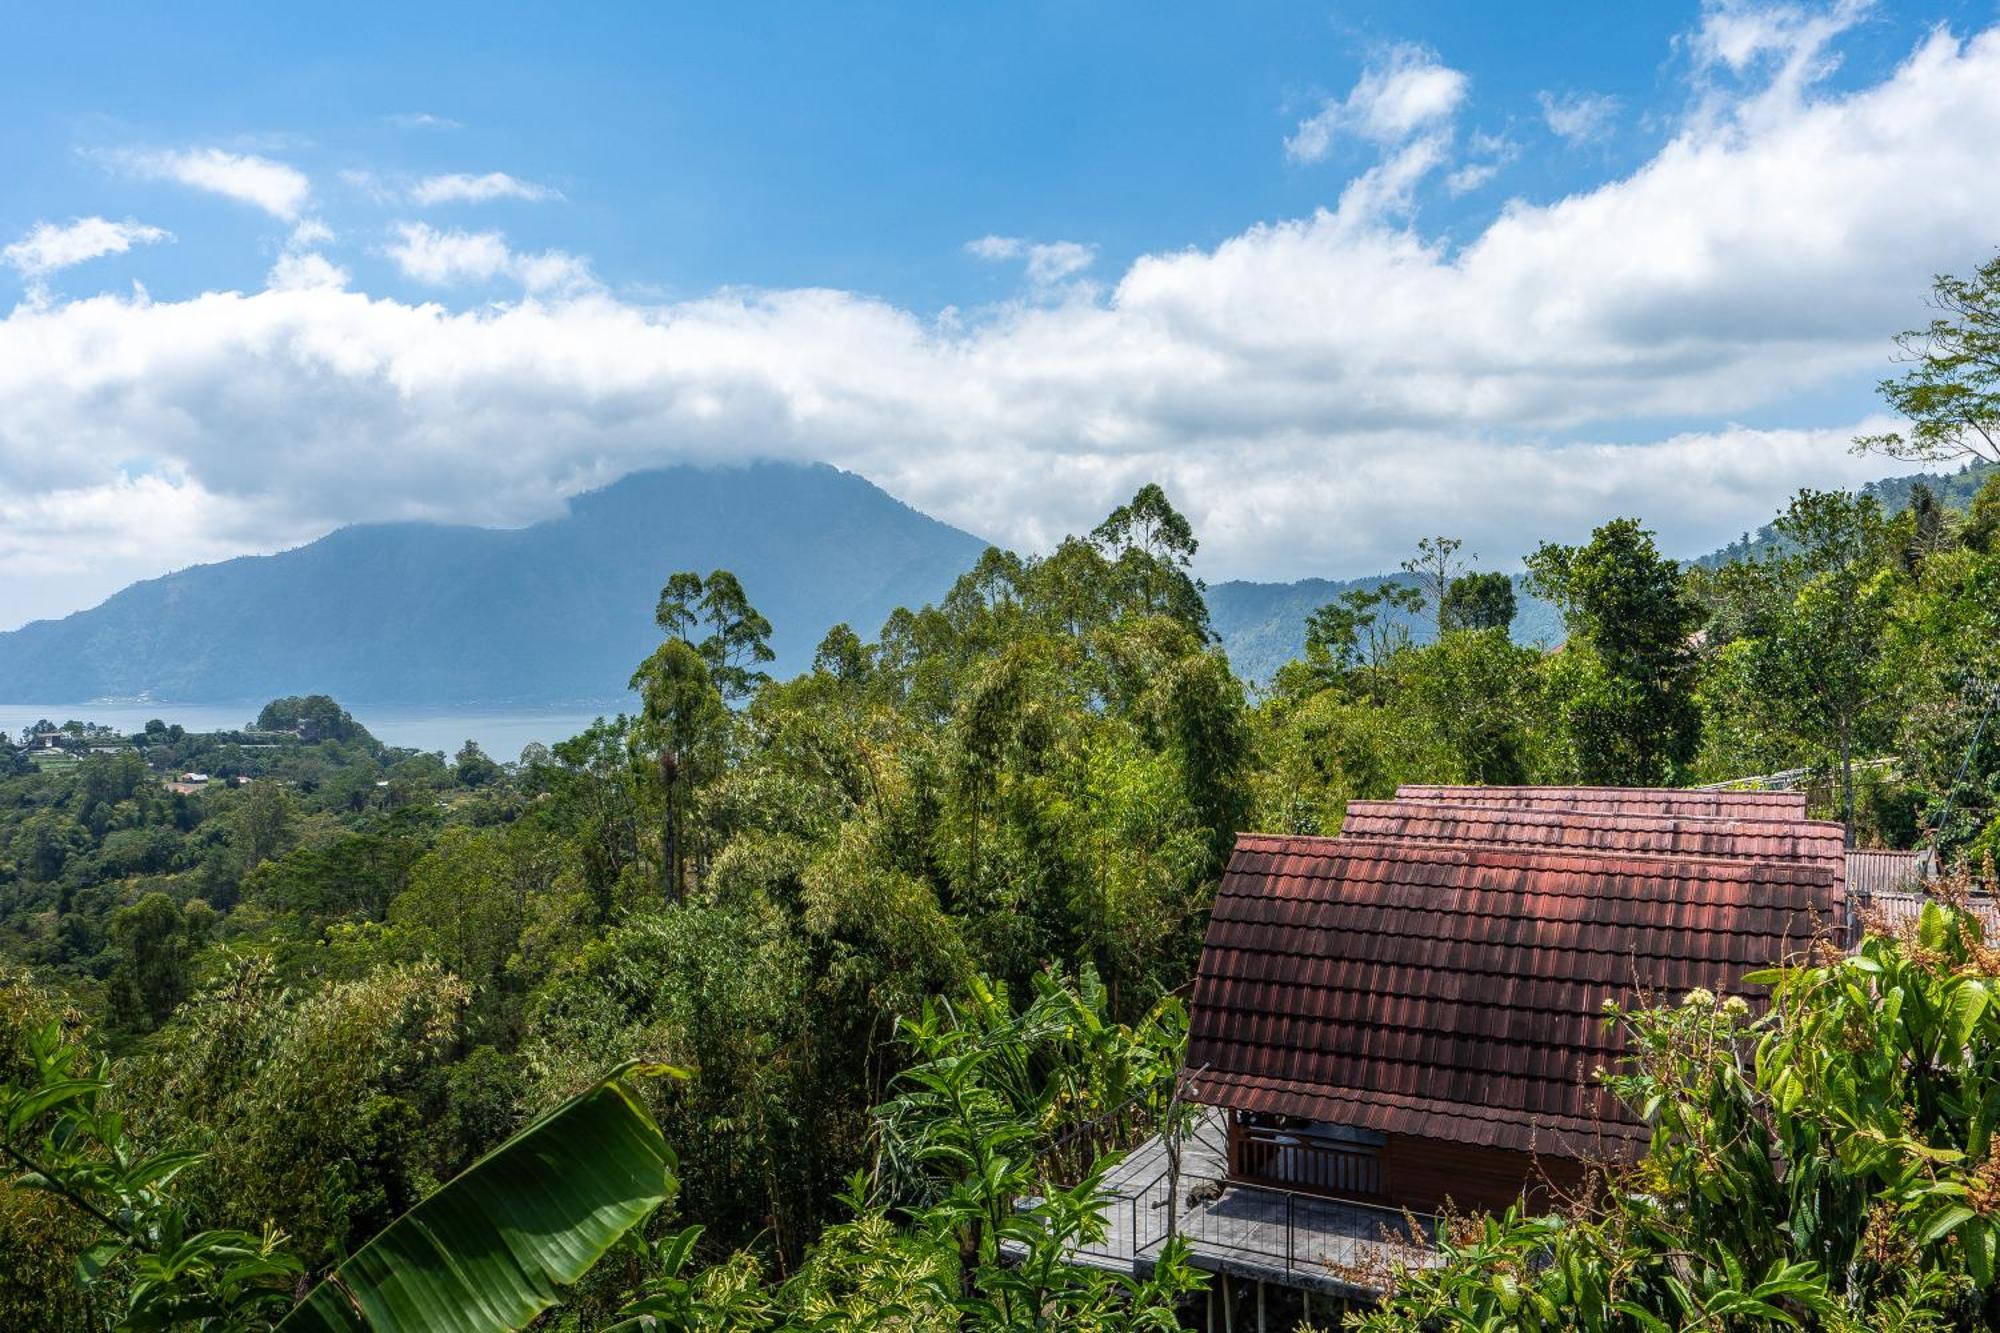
[
  {"left": 3, "top": 0, "right": 1999, "bottom": 627},
  {"left": 7, "top": 1, "right": 1976, "bottom": 311}
]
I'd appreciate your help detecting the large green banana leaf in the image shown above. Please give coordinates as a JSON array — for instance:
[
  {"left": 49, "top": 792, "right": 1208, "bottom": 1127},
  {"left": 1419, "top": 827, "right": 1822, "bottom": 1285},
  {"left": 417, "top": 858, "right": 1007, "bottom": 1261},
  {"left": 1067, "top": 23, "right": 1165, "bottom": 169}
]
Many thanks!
[{"left": 277, "top": 1061, "right": 679, "bottom": 1332}]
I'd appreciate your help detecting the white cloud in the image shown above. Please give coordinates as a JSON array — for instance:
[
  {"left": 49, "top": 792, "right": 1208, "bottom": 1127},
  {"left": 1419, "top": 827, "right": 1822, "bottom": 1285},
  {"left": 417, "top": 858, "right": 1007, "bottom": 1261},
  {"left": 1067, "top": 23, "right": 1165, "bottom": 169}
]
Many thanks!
[
  {"left": 266, "top": 251, "right": 350, "bottom": 292},
  {"left": 1683, "top": 0, "right": 1876, "bottom": 128},
  {"left": 967, "top": 236, "right": 1097, "bottom": 290},
  {"left": 1538, "top": 90, "right": 1622, "bottom": 144},
  {"left": 5, "top": 16, "right": 2000, "bottom": 626},
  {"left": 3, "top": 217, "right": 171, "bottom": 278},
  {"left": 387, "top": 112, "right": 461, "bottom": 130},
  {"left": 1287, "top": 43, "right": 1470, "bottom": 162},
  {"left": 1444, "top": 132, "right": 1516, "bottom": 195},
  {"left": 113, "top": 147, "right": 311, "bottom": 220},
  {"left": 410, "top": 171, "right": 562, "bottom": 206},
  {"left": 386, "top": 222, "right": 594, "bottom": 293}
]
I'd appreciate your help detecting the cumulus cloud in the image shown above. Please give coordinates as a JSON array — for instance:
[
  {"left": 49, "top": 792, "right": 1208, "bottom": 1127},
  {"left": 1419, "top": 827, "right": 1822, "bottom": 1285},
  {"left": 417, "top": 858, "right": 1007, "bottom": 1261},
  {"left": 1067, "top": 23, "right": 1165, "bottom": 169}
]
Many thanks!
[
  {"left": 5, "top": 14, "right": 2000, "bottom": 626},
  {"left": 1287, "top": 43, "right": 1469, "bottom": 162},
  {"left": 410, "top": 171, "right": 562, "bottom": 206},
  {"left": 111, "top": 147, "right": 311, "bottom": 219},
  {"left": 3, "top": 217, "right": 171, "bottom": 278},
  {"left": 266, "top": 251, "right": 350, "bottom": 292},
  {"left": 1538, "top": 90, "right": 1622, "bottom": 144},
  {"left": 386, "top": 222, "right": 594, "bottom": 293},
  {"left": 1683, "top": 0, "right": 1876, "bottom": 128},
  {"left": 967, "top": 236, "right": 1097, "bottom": 290},
  {"left": 387, "top": 112, "right": 461, "bottom": 129}
]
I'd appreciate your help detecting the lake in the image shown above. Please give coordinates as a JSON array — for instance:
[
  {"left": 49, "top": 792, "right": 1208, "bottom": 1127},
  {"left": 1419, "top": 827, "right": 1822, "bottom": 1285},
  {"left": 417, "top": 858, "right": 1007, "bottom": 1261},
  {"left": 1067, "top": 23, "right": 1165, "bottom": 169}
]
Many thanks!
[{"left": 0, "top": 702, "right": 633, "bottom": 761}]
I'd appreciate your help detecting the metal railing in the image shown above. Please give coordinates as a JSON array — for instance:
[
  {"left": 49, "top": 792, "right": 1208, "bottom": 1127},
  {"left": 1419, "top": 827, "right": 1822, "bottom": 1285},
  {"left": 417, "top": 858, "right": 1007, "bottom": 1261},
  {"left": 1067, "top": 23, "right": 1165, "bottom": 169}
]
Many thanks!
[
  {"left": 1113, "top": 1166, "right": 1439, "bottom": 1283},
  {"left": 1229, "top": 1123, "right": 1384, "bottom": 1199}
]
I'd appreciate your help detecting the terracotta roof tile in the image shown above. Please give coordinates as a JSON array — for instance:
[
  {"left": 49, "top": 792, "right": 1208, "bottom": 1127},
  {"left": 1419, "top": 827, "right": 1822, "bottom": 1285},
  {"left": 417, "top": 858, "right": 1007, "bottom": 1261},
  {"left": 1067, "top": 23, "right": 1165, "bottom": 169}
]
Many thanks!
[
  {"left": 1346, "top": 799, "right": 1844, "bottom": 880},
  {"left": 1395, "top": 783, "right": 1808, "bottom": 820},
  {"left": 1185, "top": 828, "right": 1842, "bottom": 1160}
]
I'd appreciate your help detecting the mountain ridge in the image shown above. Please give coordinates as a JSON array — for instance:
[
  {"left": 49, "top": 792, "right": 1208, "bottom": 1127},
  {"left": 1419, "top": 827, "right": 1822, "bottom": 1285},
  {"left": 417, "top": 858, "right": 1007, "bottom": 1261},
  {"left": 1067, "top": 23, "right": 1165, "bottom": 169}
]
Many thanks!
[
  {"left": 0, "top": 463, "right": 987, "bottom": 707},
  {"left": 4, "top": 459, "right": 1986, "bottom": 705}
]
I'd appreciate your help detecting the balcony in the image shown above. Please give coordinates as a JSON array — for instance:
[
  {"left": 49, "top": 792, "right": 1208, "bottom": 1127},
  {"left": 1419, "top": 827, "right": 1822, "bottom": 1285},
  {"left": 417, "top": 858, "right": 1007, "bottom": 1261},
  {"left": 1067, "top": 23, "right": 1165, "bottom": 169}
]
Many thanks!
[{"left": 1060, "top": 1108, "right": 1441, "bottom": 1300}]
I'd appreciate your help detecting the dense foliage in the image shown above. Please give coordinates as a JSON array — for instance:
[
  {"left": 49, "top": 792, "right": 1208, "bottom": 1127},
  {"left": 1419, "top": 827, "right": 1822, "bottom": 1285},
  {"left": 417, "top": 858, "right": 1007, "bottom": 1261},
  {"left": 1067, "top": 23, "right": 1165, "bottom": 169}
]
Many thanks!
[{"left": 2, "top": 261, "right": 2000, "bottom": 1329}]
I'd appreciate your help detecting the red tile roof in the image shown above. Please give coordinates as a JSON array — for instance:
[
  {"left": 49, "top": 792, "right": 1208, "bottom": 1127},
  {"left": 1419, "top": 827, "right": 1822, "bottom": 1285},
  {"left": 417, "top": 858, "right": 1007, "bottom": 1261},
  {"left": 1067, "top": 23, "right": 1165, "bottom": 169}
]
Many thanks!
[
  {"left": 1345, "top": 799, "right": 1845, "bottom": 880},
  {"left": 1396, "top": 784, "right": 1808, "bottom": 820},
  {"left": 1184, "top": 832, "right": 1842, "bottom": 1159}
]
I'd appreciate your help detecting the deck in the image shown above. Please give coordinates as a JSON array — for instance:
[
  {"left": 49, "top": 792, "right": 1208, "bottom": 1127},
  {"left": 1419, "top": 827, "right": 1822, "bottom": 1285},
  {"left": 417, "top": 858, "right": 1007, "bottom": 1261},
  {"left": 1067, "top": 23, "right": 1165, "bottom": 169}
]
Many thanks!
[{"left": 1055, "top": 1108, "right": 1441, "bottom": 1299}]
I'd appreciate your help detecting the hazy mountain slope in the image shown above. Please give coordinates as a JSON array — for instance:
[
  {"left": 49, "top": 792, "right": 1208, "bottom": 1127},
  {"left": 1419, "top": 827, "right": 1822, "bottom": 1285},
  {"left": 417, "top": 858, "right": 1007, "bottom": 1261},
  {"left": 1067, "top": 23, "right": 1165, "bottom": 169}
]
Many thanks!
[
  {"left": 7, "top": 458, "right": 1987, "bottom": 705},
  {"left": 0, "top": 463, "right": 989, "bottom": 707},
  {"left": 1696, "top": 459, "right": 1994, "bottom": 568},
  {"left": 1205, "top": 575, "right": 1564, "bottom": 684},
  {"left": 1211, "top": 460, "right": 1993, "bottom": 683}
]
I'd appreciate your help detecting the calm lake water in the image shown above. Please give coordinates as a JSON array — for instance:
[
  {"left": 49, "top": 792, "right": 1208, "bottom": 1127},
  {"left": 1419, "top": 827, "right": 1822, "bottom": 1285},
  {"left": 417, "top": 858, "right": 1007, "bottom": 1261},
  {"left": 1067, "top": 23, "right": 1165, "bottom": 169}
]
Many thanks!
[{"left": 0, "top": 702, "right": 631, "bottom": 761}]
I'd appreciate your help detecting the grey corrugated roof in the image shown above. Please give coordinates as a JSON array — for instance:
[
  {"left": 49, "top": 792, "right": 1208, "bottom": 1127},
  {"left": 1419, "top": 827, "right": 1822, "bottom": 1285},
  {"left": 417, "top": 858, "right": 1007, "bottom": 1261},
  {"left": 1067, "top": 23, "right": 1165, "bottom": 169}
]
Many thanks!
[{"left": 1846, "top": 849, "right": 1934, "bottom": 899}]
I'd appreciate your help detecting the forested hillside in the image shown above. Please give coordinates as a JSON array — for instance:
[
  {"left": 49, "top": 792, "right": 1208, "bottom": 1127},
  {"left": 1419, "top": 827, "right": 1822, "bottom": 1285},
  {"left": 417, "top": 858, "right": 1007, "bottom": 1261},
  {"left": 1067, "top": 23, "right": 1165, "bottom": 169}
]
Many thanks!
[{"left": 2, "top": 259, "right": 1999, "bottom": 1330}]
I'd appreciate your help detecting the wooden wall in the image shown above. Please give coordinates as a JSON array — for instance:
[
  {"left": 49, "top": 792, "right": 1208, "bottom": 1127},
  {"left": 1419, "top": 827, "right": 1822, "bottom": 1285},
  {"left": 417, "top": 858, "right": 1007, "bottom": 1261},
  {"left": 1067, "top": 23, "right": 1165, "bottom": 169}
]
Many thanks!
[{"left": 1380, "top": 1133, "right": 1587, "bottom": 1214}]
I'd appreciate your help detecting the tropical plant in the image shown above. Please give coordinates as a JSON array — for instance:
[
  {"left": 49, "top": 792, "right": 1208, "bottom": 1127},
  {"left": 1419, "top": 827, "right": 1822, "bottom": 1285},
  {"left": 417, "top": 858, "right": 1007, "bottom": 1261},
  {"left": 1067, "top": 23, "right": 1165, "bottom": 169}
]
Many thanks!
[
  {"left": 0, "top": 1020, "right": 300, "bottom": 1330},
  {"left": 278, "top": 1060, "right": 682, "bottom": 1332}
]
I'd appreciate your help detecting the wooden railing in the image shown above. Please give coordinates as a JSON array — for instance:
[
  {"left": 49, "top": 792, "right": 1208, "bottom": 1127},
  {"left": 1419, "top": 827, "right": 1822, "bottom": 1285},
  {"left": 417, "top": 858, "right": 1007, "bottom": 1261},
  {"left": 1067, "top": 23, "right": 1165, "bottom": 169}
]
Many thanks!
[{"left": 1229, "top": 1122, "right": 1384, "bottom": 1199}]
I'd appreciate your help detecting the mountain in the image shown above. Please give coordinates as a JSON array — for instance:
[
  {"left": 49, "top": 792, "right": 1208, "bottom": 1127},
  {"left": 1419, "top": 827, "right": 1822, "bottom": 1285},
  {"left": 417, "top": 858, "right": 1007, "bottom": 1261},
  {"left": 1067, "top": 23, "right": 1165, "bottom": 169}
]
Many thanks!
[
  {"left": 0, "top": 463, "right": 989, "bottom": 708},
  {"left": 1209, "top": 460, "right": 1995, "bottom": 684},
  {"left": 1695, "top": 459, "right": 1994, "bottom": 568},
  {"left": 7, "top": 458, "right": 1989, "bottom": 708},
  {"left": 1205, "top": 575, "right": 1564, "bottom": 685}
]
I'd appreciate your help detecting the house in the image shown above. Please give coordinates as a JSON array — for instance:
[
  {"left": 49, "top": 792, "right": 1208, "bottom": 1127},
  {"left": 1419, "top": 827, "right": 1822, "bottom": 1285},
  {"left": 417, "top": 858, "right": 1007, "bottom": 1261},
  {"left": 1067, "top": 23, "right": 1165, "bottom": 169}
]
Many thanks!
[
  {"left": 1393, "top": 782, "right": 1810, "bottom": 820},
  {"left": 1183, "top": 825, "right": 1841, "bottom": 1215},
  {"left": 1062, "top": 785, "right": 1846, "bottom": 1324}
]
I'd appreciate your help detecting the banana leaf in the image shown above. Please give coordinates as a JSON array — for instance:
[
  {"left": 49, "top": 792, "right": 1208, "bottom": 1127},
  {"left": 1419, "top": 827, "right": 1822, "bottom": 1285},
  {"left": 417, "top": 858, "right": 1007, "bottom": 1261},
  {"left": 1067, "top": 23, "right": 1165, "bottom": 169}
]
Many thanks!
[{"left": 277, "top": 1061, "right": 680, "bottom": 1332}]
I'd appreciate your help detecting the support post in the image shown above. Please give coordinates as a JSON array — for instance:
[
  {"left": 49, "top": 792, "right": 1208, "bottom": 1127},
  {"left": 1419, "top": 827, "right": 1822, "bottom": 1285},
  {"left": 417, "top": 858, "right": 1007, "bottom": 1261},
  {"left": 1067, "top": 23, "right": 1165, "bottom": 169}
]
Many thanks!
[{"left": 1256, "top": 1278, "right": 1266, "bottom": 1333}]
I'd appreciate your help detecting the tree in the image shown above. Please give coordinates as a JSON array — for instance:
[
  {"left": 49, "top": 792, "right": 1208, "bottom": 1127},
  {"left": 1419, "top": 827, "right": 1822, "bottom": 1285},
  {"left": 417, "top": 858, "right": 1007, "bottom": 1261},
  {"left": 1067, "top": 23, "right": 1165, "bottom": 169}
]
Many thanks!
[
  {"left": 1400, "top": 535, "right": 1468, "bottom": 633},
  {"left": 812, "top": 623, "right": 872, "bottom": 683},
  {"left": 630, "top": 640, "right": 730, "bottom": 901},
  {"left": 654, "top": 570, "right": 707, "bottom": 642},
  {"left": 696, "top": 571, "right": 777, "bottom": 701},
  {"left": 654, "top": 570, "right": 776, "bottom": 702},
  {"left": 255, "top": 695, "right": 375, "bottom": 746},
  {"left": 1739, "top": 490, "right": 1900, "bottom": 837},
  {"left": 1528, "top": 518, "right": 1704, "bottom": 785},
  {"left": 1963, "top": 470, "right": 2000, "bottom": 553},
  {"left": 1857, "top": 252, "right": 2000, "bottom": 466},
  {"left": 1440, "top": 569, "right": 1517, "bottom": 633},
  {"left": 1, "top": 1020, "right": 678, "bottom": 1333},
  {"left": 232, "top": 780, "right": 299, "bottom": 872},
  {"left": 389, "top": 827, "right": 524, "bottom": 999},
  {"left": 1290, "top": 583, "right": 1426, "bottom": 698},
  {"left": 1900, "top": 481, "right": 1956, "bottom": 574},
  {"left": 454, "top": 739, "right": 503, "bottom": 788},
  {"left": 104, "top": 893, "right": 204, "bottom": 1034},
  {"left": 1090, "top": 483, "right": 1212, "bottom": 638}
]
